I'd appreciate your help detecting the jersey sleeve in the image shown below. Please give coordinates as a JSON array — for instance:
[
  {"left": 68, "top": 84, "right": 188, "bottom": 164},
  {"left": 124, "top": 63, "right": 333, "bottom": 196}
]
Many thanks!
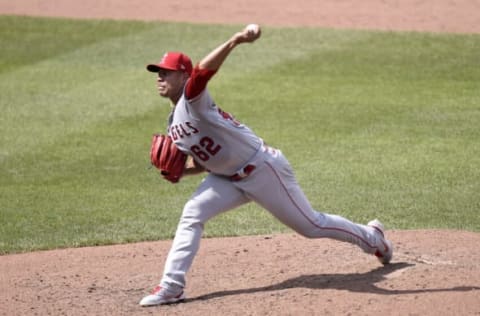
[{"left": 185, "top": 65, "right": 217, "bottom": 100}]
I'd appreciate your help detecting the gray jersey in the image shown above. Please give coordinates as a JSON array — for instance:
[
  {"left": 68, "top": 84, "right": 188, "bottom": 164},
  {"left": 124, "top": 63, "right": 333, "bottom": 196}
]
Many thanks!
[{"left": 168, "top": 89, "right": 262, "bottom": 176}]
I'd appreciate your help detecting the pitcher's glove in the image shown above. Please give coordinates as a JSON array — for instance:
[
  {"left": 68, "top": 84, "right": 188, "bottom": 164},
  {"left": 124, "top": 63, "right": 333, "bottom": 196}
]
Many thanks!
[{"left": 150, "top": 134, "right": 187, "bottom": 183}]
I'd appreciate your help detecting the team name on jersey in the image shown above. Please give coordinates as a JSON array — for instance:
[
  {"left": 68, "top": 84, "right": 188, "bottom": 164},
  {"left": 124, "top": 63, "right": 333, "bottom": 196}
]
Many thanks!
[{"left": 169, "top": 121, "right": 199, "bottom": 140}]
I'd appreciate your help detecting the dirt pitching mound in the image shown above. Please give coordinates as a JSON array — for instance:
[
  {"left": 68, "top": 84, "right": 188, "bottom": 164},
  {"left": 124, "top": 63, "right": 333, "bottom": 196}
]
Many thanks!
[
  {"left": 1, "top": 1, "right": 479, "bottom": 315},
  {"left": 1, "top": 231, "right": 480, "bottom": 315}
]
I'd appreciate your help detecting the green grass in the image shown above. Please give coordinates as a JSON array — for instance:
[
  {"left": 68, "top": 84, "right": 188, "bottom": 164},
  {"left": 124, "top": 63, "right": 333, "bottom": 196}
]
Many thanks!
[{"left": 1, "top": 15, "right": 479, "bottom": 254}]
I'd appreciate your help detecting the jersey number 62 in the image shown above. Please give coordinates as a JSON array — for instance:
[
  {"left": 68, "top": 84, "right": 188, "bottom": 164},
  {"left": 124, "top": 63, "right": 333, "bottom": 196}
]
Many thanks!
[{"left": 190, "top": 136, "right": 222, "bottom": 161}]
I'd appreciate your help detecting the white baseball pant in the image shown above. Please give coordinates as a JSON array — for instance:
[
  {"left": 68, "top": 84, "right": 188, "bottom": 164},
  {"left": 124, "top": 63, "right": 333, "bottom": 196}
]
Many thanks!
[{"left": 160, "top": 146, "right": 380, "bottom": 290}]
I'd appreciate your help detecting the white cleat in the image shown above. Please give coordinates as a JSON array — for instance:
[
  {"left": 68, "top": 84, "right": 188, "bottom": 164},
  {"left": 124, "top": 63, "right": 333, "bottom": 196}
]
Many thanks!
[
  {"left": 368, "top": 219, "right": 393, "bottom": 265},
  {"left": 139, "top": 285, "right": 186, "bottom": 307}
]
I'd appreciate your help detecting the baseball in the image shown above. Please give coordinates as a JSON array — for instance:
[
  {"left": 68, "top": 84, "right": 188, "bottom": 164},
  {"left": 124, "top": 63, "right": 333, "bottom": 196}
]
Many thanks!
[{"left": 246, "top": 23, "right": 260, "bottom": 34}]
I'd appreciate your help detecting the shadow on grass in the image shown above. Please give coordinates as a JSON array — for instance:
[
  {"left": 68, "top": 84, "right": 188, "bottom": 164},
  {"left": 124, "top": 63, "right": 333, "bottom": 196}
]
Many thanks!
[{"left": 188, "top": 262, "right": 479, "bottom": 302}]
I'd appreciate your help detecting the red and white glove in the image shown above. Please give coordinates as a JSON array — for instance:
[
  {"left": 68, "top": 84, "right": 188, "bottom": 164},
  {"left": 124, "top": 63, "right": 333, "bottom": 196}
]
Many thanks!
[{"left": 150, "top": 134, "right": 187, "bottom": 183}]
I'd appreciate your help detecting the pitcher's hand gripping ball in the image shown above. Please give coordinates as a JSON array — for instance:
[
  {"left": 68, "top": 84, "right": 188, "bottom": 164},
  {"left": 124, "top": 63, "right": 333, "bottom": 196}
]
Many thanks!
[
  {"left": 150, "top": 134, "right": 187, "bottom": 183},
  {"left": 242, "top": 24, "right": 261, "bottom": 43}
]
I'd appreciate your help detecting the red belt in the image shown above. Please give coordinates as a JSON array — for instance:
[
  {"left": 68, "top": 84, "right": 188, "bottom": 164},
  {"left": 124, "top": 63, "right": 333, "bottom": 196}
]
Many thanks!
[{"left": 230, "top": 164, "right": 256, "bottom": 181}]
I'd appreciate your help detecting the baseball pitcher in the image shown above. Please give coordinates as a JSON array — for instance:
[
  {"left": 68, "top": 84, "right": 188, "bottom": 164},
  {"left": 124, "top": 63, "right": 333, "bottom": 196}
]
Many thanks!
[{"left": 141, "top": 24, "right": 393, "bottom": 306}]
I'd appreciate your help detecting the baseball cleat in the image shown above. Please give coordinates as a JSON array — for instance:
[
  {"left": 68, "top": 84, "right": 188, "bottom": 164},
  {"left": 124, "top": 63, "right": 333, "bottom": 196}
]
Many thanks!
[
  {"left": 368, "top": 219, "right": 393, "bottom": 265},
  {"left": 139, "top": 285, "right": 186, "bottom": 307}
]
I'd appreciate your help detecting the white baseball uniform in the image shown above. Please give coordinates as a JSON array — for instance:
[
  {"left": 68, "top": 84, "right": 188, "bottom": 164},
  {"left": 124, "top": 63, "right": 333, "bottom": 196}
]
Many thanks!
[{"left": 158, "top": 66, "right": 384, "bottom": 292}]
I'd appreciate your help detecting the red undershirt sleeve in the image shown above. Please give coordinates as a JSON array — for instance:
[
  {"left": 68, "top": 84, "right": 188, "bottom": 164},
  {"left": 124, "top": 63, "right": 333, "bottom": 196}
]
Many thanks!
[{"left": 185, "top": 65, "right": 217, "bottom": 100}]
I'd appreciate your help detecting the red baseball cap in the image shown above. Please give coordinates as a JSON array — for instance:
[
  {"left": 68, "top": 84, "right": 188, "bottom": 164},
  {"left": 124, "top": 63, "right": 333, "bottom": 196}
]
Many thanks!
[{"left": 146, "top": 52, "right": 193, "bottom": 75}]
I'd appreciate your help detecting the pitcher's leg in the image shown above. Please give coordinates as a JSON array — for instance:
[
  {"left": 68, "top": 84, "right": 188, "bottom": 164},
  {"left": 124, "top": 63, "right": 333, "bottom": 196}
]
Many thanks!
[
  {"left": 303, "top": 212, "right": 379, "bottom": 253},
  {"left": 241, "top": 155, "right": 380, "bottom": 254},
  {"left": 161, "top": 175, "right": 250, "bottom": 289}
]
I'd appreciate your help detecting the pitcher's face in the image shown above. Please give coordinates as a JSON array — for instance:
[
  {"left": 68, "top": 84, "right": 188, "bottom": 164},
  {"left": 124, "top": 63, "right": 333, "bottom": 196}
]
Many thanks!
[{"left": 156, "top": 69, "right": 187, "bottom": 100}]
